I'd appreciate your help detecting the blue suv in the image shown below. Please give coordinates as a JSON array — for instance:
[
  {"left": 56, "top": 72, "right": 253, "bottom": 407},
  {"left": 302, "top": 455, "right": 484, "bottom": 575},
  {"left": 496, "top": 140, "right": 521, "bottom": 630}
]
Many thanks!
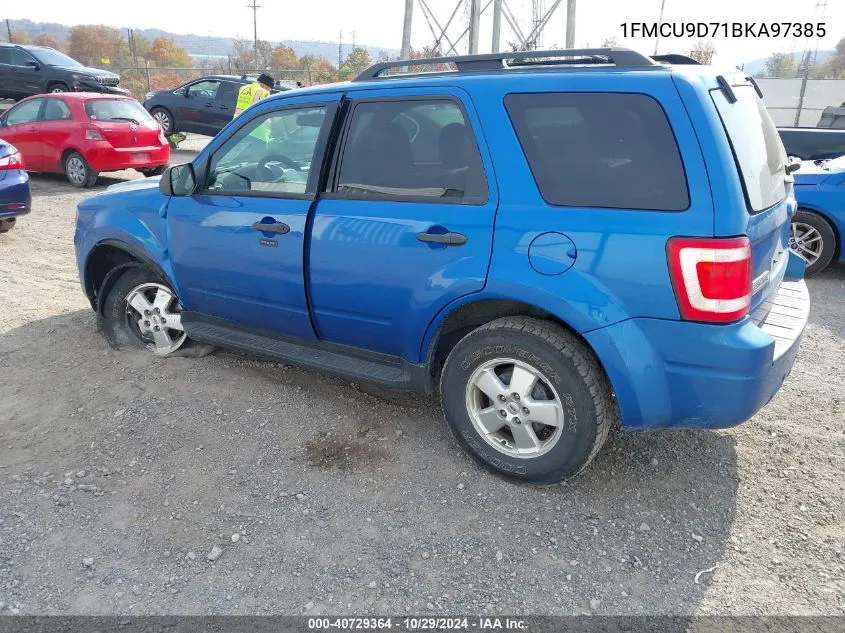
[{"left": 74, "top": 49, "right": 809, "bottom": 483}]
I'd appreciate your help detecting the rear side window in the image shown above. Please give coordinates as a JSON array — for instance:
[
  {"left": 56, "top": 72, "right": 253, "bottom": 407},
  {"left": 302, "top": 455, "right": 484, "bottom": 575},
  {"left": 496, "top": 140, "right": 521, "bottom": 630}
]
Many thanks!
[
  {"left": 711, "top": 85, "right": 786, "bottom": 212},
  {"left": 336, "top": 99, "right": 488, "bottom": 204},
  {"left": 505, "top": 92, "right": 689, "bottom": 211},
  {"left": 42, "top": 98, "right": 71, "bottom": 121}
]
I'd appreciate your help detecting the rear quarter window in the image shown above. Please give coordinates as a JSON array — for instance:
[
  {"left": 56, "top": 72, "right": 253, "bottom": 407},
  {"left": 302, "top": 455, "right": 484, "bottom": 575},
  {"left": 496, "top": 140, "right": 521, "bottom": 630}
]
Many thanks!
[
  {"left": 504, "top": 92, "right": 689, "bottom": 211},
  {"left": 711, "top": 85, "right": 786, "bottom": 213}
]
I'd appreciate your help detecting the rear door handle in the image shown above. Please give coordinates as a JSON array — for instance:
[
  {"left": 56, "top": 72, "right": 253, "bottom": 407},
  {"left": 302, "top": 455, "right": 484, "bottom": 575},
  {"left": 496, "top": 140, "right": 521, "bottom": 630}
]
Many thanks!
[
  {"left": 416, "top": 231, "right": 467, "bottom": 246},
  {"left": 253, "top": 221, "right": 290, "bottom": 235}
]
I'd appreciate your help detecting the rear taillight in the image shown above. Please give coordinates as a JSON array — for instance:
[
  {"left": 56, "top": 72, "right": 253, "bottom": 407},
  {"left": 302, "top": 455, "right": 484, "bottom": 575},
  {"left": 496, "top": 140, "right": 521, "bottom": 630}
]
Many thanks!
[
  {"left": 0, "top": 149, "right": 24, "bottom": 170},
  {"left": 85, "top": 128, "right": 105, "bottom": 141},
  {"left": 667, "top": 236, "right": 752, "bottom": 323}
]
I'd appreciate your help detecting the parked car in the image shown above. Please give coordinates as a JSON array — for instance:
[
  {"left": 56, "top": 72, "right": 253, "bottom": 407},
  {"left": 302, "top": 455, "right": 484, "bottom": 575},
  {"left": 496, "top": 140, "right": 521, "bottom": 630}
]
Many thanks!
[
  {"left": 0, "top": 140, "right": 31, "bottom": 233},
  {"left": 144, "top": 75, "right": 276, "bottom": 137},
  {"left": 778, "top": 127, "right": 845, "bottom": 161},
  {"left": 75, "top": 48, "right": 809, "bottom": 483},
  {"left": 791, "top": 155, "right": 845, "bottom": 274},
  {"left": 0, "top": 93, "right": 170, "bottom": 188},
  {"left": 0, "top": 44, "right": 126, "bottom": 100}
]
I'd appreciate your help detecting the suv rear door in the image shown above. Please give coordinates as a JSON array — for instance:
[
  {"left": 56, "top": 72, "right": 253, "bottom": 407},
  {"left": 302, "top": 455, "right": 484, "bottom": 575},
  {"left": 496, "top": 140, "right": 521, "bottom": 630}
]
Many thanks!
[{"left": 308, "top": 86, "right": 498, "bottom": 361}]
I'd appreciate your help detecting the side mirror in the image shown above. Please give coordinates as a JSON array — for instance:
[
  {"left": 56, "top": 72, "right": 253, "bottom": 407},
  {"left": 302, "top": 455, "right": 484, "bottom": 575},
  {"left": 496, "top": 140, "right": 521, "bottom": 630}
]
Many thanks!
[
  {"left": 159, "top": 163, "right": 196, "bottom": 197},
  {"left": 24, "top": 61, "right": 40, "bottom": 70}
]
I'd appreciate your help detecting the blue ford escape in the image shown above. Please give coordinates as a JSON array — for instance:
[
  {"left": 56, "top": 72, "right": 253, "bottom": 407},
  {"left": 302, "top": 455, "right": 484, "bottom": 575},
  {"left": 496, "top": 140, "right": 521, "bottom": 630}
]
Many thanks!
[{"left": 74, "top": 49, "right": 810, "bottom": 483}]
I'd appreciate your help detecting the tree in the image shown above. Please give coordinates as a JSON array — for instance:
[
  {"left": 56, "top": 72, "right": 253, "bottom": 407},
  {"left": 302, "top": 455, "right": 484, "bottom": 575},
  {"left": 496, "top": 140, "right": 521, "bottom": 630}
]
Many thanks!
[
  {"left": 601, "top": 37, "right": 618, "bottom": 47},
  {"left": 270, "top": 44, "right": 298, "bottom": 70},
  {"left": 820, "top": 36, "right": 845, "bottom": 79},
  {"left": 68, "top": 25, "right": 128, "bottom": 66},
  {"left": 762, "top": 52, "right": 796, "bottom": 78},
  {"left": 339, "top": 47, "right": 372, "bottom": 80},
  {"left": 32, "top": 34, "right": 60, "bottom": 49},
  {"left": 9, "top": 31, "right": 32, "bottom": 45},
  {"left": 300, "top": 54, "right": 336, "bottom": 84},
  {"left": 149, "top": 37, "right": 193, "bottom": 68},
  {"left": 231, "top": 38, "right": 254, "bottom": 72},
  {"left": 688, "top": 41, "right": 716, "bottom": 65}
]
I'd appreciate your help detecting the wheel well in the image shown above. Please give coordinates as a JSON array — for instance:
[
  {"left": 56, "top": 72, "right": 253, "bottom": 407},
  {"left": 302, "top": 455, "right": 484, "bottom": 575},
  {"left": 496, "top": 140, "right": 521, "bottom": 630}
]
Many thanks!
[
  {"left": 60, "top": 147, "right": 80, "bottom": 171},
  {"left": 83, "top": 244, "right": 142, "bottom": 308},
  {"left": 427, "top": 299, "right": 603, "bottom": 388},
  {"left": 798, "top": 207, "right": 841, "bottom": 260},
  {"left": 47, "top": 80, "right": 68, "bottom": 90}
]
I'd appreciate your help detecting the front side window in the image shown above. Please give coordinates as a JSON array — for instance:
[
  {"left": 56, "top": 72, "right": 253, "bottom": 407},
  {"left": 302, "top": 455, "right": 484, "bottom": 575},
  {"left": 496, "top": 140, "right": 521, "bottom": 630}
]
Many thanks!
[
  {"left": 6, "top": 99, "right": 43, "bottom": 126},
  {"left": 187, "top": 80, "right": 220, "bottom": 100},
  {"left": 206, "top": 106, "right": 328, "bottom": 196},
  {"left": 42, "top": 98, "right": 72, "bottom": 121},
  {"left": 505, "top": 92, "right": 689, "bottom": 211},
  {"left": 336, "top": 98, "right": 488, "bottom": 204}
]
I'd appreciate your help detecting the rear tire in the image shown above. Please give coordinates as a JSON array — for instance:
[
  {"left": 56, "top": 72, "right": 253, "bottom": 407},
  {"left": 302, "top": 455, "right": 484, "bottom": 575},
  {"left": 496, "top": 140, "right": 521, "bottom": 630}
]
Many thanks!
[
  {"left": 0, "top": 218, "right": 15, "bottom": 233},
  {"left": 440, "top": 316, "right": 615, "bottom": 484},
  {"left": 64, "top": 151, "right": 97, "bottom": 188},
  {"left": 791, "top": 210, "right": 837, "bottom": 276},
  {"left": 140, "top": 166, "right": 166, "bottom": 177},
  {"left": 150, "top": 107, "right": 174, "bottom": 136}
]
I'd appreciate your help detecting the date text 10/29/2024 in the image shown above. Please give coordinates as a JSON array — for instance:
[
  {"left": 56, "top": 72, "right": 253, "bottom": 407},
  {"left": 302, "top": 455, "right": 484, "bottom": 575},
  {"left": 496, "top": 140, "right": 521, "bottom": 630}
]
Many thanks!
[
  {"left": 620, "top": 22, "right": 826, "bottom": 38},
  {"left": 308, "top": 617, "right": 528, "bottom": 631}
]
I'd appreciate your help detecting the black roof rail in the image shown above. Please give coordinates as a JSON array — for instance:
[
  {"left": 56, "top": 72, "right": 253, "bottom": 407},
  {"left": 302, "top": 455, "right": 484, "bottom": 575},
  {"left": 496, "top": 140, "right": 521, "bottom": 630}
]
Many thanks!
[
  {"left": 354, "top": 47, "right": 657, "bottom": 81},
  {"left": 651, "top": 53, "right": 701, "bottom": 65}
]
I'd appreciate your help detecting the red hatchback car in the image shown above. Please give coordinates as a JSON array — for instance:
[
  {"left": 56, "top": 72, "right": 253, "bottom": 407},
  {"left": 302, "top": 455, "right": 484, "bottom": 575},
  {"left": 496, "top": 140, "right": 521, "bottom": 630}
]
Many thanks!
[{"left": 0, "top": 93, "right": 170, "bottom": 188}]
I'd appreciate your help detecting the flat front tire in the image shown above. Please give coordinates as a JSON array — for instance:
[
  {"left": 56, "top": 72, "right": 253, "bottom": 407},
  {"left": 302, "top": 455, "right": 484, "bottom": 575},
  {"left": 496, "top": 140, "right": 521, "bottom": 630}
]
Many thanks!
[{"left": 440, "top": 317, "right": 615, "bottom": 484}]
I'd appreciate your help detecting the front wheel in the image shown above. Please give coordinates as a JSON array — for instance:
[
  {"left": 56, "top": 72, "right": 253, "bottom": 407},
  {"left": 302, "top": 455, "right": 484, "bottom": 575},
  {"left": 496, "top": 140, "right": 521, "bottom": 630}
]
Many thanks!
[
  {"left": 100, "top": 266, "right": 188, "bottom": 356},
  {"left": 48, "top": 82, "right": 69, "bottom": 93},
  {"left": 440, "top": 316, "right": 615, "bottom": 484},
  {"left": 791, "top": 210, "right": 837, "bottom": 276}
]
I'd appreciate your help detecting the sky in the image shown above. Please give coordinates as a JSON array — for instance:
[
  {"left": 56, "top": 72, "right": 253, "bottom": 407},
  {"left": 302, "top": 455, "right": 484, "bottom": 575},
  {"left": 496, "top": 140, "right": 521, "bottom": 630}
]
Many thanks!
[{"left": 5, "top": 0, "right": 844, "bottom": 67}]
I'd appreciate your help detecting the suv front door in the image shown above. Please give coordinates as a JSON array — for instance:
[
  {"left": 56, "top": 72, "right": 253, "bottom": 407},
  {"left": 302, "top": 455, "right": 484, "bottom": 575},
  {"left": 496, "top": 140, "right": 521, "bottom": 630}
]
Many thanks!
[
  {"left": 167, "top": 93, "right": 342, "bottom": 340},
  {"left": 309, "top": 87, "right": 499, "bottom": 362}
]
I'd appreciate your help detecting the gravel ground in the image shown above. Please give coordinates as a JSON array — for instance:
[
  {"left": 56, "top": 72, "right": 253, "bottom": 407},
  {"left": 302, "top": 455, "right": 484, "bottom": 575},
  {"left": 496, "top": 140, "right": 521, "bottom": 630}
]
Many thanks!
[{"left": 0, "top": 157, "right": 843, "bottom": 616}]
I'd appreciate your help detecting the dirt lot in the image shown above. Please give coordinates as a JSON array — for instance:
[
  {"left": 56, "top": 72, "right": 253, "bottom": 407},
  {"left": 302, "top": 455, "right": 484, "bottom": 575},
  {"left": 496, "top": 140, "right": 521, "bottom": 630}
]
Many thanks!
[{"left": 0, "top": 157, "right": 843, "bottom": 616}]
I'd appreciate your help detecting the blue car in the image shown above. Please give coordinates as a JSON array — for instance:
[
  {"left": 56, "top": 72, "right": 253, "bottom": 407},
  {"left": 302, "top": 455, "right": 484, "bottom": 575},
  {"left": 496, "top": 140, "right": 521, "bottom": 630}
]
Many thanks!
[
  {"left": 791, "top": 155, "right": 845, "bottom": 275},
  {"left": 0, "top": 140, "right": 31, "bottom": 233},
  {"left": 75, "top": 48, "right": 809, "bottom": 483}
]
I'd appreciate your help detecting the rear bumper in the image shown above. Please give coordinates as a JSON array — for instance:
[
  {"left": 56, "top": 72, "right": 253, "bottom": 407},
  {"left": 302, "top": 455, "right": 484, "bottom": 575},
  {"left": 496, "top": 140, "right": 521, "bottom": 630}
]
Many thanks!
[
  {"left": 0, "top": 170, "right": 31, "bottom": 219},
  {"left": 84, "top": 144, "right": 170, "bottom": 173},
  {"left": 585, "top": 277, "right": 810, "bottom": 430}
]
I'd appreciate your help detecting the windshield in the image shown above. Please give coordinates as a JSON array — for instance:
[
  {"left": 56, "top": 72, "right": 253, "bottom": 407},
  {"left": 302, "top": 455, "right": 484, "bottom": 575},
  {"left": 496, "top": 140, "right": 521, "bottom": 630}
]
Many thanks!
[
  {"left": 711, "top": 84, "right": 786, "bottom": 213},
  {"left": 85, "top": 99, "right": 153, "bottom": 123},
  {"left": 30, "top": 47, "right": 84, "bottom": 68}
]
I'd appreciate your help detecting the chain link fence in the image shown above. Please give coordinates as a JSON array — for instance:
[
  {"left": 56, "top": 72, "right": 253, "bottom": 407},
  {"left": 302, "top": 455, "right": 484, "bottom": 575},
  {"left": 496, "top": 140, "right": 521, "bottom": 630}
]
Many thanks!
[
  {"left": 117, "top": 66, "right": 313, "bottom": 100},
  {"left": 757, "top": 77, "right": 845, "bottom": 127}
]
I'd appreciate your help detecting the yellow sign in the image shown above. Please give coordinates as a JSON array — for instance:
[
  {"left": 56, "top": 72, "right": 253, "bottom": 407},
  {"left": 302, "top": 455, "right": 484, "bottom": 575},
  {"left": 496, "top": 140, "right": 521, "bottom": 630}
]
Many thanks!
[{"left": 101, "top": 58, "right": 111, "bottom": 64}]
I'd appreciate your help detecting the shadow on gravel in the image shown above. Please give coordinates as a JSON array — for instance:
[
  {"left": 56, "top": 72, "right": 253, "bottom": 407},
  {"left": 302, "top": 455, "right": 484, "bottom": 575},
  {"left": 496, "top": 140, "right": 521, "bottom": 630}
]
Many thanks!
[
  {"left": 27, "top": 172, "right": 133, "bottom": 197},
  {"left": 0, "top": 308, "right": 742, "bottom": 613}
]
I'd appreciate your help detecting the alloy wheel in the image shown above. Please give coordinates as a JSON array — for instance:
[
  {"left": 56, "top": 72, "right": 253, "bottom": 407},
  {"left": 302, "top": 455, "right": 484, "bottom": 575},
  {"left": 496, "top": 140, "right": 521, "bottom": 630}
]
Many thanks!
[
  {"left": 124, "top": 282, "right": 187, "bottom": 356},
  {"left": 464, "top": 358, "right": 564, "bottom": 458},
  {"left": 153, "top": 111, "right": 170, "bottom": 131},
  {"left": 66, "top": 156, "right": 87, "bottom": 186},
  {"left": 790, "top": 221, "right": 824, "bottom": 265}
]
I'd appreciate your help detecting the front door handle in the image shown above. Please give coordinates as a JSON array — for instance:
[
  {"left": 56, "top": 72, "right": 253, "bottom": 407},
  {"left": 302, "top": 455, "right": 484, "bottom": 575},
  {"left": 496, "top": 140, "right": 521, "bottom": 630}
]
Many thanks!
[
  {"left": 253, "top": 221, "right": 290, "bottom": 235},
  {"left": 416, "top": 231, "right": 467, "bottom": 246}
]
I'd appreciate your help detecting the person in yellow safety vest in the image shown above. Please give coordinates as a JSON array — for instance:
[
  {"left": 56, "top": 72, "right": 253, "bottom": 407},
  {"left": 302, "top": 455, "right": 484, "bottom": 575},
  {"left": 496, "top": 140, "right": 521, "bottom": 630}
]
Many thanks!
[{"left": 233, "top": 73, "right": 275, "bottom": 119}]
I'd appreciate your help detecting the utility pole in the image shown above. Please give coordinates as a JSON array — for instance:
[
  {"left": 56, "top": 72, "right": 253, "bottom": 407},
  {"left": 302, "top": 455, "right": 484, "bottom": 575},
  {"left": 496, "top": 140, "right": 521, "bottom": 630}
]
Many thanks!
[
  {"left": 6, "top": 19, "right": 12, "bottom": 43},
  {"left": 653, "top": 0, "right": 666, "bottom": 55},
  {"left": 492, "top": 0, "right": 502, "bottom": 52},
  {"left": 401, "top": 0, "right": 414, "bottom": 59},
  {"left": 565, "top": 0, "right": 576, "bottom": 48},
  {"left": 248, "top": 0, "right": 261, "bottom": 70},
  {"left": 338, "top": 30, "right": 343, "bottom": 73},
  {"left": 468, "top": 0, "right": 481, "bottom": 54}
]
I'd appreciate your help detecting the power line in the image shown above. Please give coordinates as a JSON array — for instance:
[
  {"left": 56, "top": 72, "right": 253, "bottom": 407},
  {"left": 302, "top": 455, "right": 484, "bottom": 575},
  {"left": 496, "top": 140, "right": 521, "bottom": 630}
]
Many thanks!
[{"left": 247, "top": 0, "right": 261, "bottom": 69}]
